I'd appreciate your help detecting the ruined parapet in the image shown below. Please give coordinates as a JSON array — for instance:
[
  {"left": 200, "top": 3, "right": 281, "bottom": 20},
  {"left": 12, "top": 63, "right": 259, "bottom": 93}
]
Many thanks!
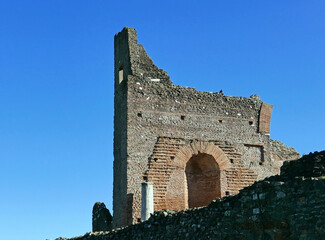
[
  {"left": 92, "top": 202, "right": 112, "bottom": 232},
  {"left": 270, "top": 139, "right": 301, "bottom": 162},
  {"left": 114, "top": 27, "right": 171, "bottom": 87}
]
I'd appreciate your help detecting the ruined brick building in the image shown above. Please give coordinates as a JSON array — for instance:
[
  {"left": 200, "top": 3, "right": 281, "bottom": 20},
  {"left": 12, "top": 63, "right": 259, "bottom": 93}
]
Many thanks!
[{"left": 113, "top": 27, "right": 300, "bottom": 228}]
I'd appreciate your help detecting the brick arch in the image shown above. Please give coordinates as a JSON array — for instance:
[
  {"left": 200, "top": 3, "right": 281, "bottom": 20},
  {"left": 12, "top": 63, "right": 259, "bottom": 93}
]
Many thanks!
[
  {"left": 172, "top": 141, "right": 231, "bottom": 170},
  {"left": 165, "top": 141, "right": 231, "bottom": 210}
]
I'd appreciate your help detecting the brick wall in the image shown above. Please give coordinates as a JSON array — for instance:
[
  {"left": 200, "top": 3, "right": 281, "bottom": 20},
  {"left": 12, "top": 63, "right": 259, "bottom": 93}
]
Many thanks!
[{"left": 113, "top": 27, "right": 300, "bottom": 227}]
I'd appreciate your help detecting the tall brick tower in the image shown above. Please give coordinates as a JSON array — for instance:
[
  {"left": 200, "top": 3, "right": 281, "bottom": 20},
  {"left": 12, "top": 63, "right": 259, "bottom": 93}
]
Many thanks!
[{"left": 113, "top": 27, "right": 300, "bottom": 228}]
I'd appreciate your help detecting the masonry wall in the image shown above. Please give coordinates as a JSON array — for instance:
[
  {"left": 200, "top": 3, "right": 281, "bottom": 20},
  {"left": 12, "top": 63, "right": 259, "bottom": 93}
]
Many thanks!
[
  {"left": 113, "top": 27, "right": 300, "bottom": 227},
  {"left": 113, "top": 29, "right": 130, "bottom": 226},
  {"left": 57, "top": 151, "right": 325, "bottom": 240}
]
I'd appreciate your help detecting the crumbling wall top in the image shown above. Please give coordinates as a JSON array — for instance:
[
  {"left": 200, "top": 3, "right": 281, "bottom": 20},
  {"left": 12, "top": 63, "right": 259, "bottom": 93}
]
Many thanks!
[{"left": 115, "top": 27, "right": 171, "bottom": 85}]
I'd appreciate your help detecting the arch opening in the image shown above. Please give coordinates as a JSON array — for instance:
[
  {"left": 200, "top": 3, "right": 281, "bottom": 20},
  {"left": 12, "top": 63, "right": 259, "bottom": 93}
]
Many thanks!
[{"left": 185, "top": 153, "right": 221, "bottom": 208}]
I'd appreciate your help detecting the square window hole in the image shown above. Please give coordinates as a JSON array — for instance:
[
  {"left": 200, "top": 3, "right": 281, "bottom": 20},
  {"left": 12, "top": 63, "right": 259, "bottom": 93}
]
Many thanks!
[
  {"left": 181, "top": 115, "right": 186, "bottom": 120},
  {"left": 137, "top": 113, "right": 142, "bottom": 117}
]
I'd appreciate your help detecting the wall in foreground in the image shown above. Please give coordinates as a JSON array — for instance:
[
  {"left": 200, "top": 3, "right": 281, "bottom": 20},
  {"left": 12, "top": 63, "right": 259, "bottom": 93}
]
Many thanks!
[{"left": 56, "top": 151, "right": 325, "bottom": 240}]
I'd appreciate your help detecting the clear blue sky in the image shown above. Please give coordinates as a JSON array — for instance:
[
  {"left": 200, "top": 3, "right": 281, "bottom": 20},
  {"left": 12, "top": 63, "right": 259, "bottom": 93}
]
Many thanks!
[{"left": 1, "top": 1, "right": 324, "bottom": 239}]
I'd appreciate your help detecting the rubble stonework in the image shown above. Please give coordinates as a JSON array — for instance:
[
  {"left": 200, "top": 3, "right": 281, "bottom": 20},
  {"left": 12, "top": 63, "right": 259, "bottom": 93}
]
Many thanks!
[
  {"left": 92, "top": 202, "right": 112, "bottom": 232},
  {"left": 56, "top": 151, "right": 325, "bottom": 240},
  {"left": 113, "top": 27, "right": 300, "bottom": 227}
]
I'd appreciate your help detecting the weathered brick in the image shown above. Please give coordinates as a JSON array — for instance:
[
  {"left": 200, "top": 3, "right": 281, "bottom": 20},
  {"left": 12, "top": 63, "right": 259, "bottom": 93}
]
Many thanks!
[{"left": 113, "top": 27, "right": 300, "bottom": 228}]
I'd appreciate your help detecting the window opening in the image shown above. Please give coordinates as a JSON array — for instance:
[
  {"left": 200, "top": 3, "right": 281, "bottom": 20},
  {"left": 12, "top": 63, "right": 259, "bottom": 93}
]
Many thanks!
[{"left": 118, "top": 66, "right": 124, "bottom": 83}]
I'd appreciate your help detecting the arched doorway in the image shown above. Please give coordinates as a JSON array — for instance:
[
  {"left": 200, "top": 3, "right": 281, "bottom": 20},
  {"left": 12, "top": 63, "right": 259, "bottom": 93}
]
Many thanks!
[
  {"left": 185, "top": 153, "right": 221, "bottom": 208},
  {"left": 163, "top": 140, "right": 230, "bottom": 210}
]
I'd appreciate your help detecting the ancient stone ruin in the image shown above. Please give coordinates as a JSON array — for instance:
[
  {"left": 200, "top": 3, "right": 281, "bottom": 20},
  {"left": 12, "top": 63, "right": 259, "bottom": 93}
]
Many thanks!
[
  {"left": 113, "top": 27, "right": 300, "bottom": 228},
  {"left": 92, "top": 202, "right": 112, "bottom": 232},
  {"left": 57, "top": 151, "right": 325, "bottom": 239}
]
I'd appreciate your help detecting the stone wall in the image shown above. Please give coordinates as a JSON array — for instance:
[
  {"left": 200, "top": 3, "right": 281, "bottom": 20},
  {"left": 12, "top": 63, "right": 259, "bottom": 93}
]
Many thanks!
[
  {"left": 92, "top": 202, "right": 112, "bottom": 232},
  {"left": 55, "top": 151, "right": 325, "bottom": 240},
  {"left": 113, "top": 27, "right": 300, "bottom": 227}
]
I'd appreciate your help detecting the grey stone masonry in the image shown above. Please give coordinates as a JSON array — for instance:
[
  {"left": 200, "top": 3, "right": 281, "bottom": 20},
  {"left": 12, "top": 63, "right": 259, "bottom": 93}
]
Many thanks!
[{"left": 56, "top": 151, "right": 325, "bottom": 240}]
